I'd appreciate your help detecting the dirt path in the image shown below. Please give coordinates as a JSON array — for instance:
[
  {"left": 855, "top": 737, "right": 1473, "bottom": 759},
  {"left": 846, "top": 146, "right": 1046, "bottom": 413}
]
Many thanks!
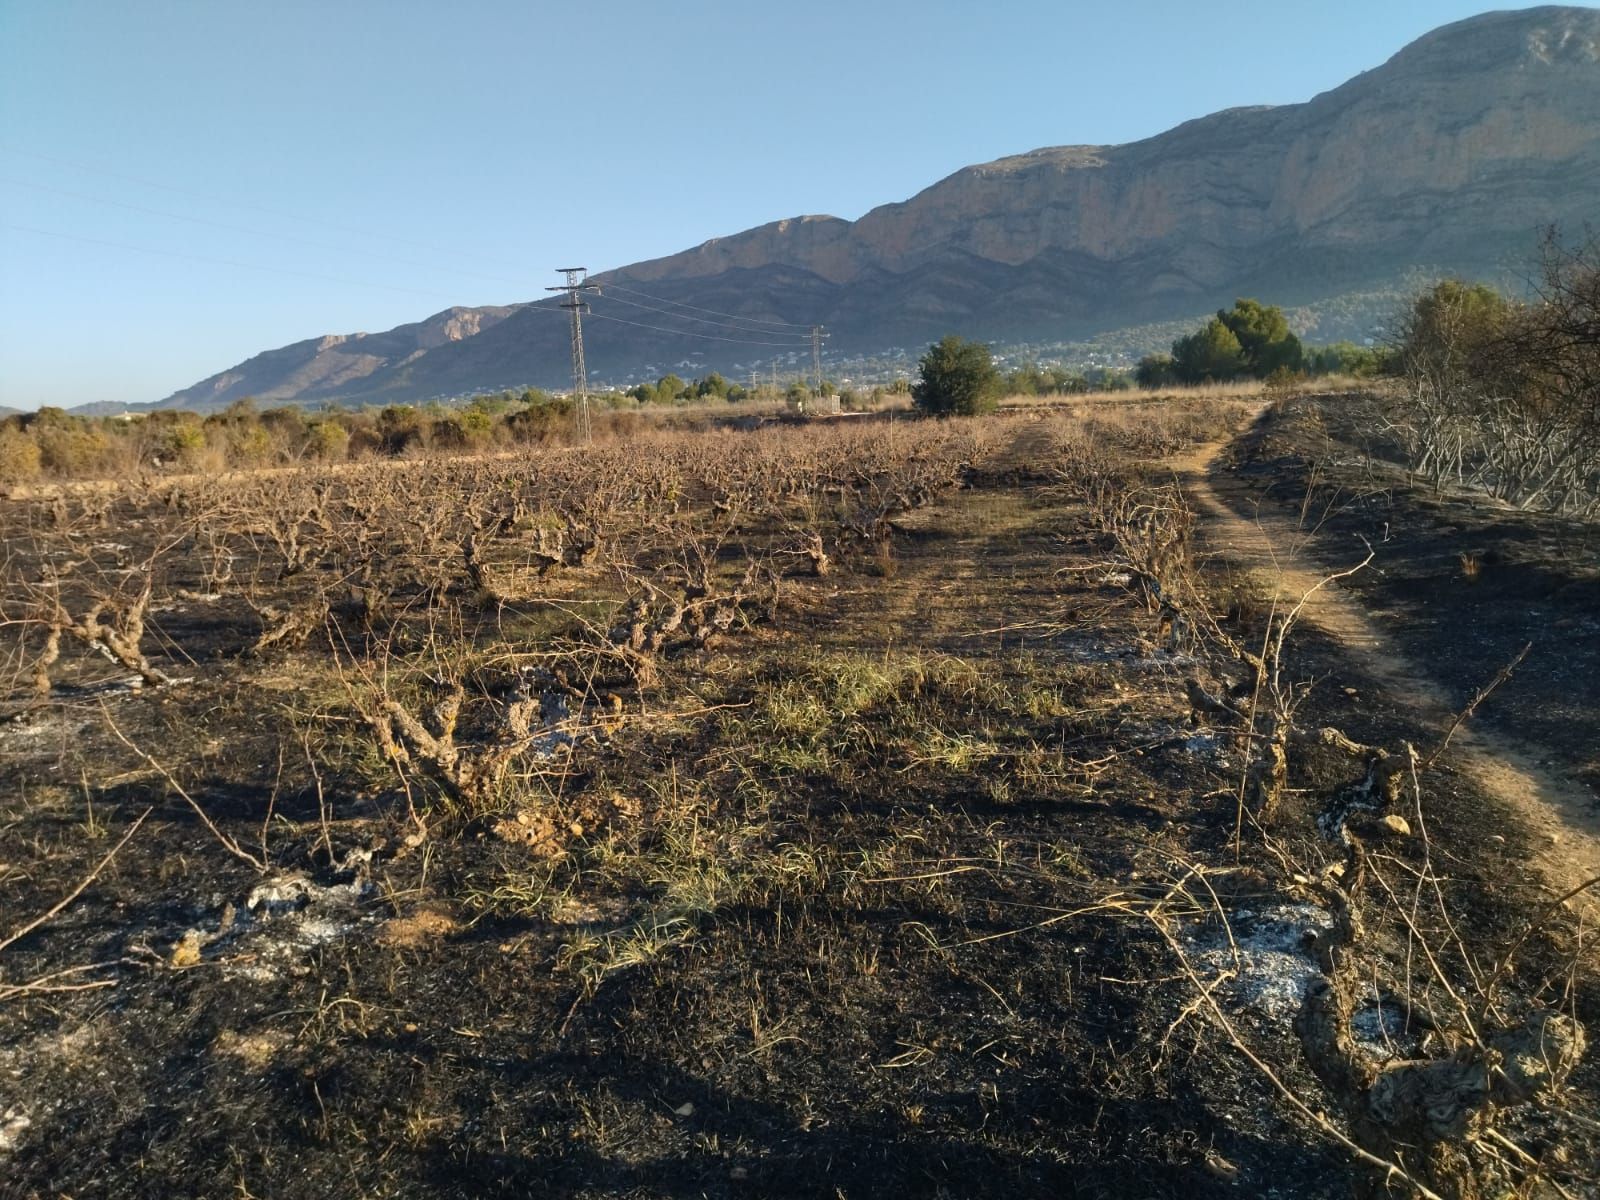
[
  {"left": 816, "top": 419, "right": 1070, "bottom": 657},
  {"left": 1174, "top": 422, "right": 1600, "bottom": 911}
]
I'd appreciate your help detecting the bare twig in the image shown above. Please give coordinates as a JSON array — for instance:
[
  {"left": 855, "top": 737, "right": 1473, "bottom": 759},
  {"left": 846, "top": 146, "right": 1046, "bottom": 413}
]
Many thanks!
[
  {"left": 0, "top": 806, "right": 152, "bottom": 956},
  {"left": 1422, "top": 640, "right": 1532, "bottom": 770},
  {"left": 1144, "top": 867, "right": 1448, "bottom": 1200},
  {"left": 101, "top": 706, "right": 267, "bottom": 872}
]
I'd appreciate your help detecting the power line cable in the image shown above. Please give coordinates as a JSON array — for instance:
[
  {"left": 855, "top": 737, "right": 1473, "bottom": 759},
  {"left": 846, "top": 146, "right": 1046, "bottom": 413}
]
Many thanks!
[
  {"left": 587, "top": 308, "right": 815, "bottom": 348},
  {"left": 600, "top": 281, "right": 815, "bottom": 328},
  {"left": 600, "top": 291, "right": 812, "bottom": 340}
]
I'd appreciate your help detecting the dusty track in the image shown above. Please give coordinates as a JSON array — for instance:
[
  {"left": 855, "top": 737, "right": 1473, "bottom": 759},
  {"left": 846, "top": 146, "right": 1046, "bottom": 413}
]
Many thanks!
[
  {"left": 1175, "top": 416, "right": 1600, "bottom": 912},
  {"left": 821, "top": 420, "right": 1076, "bottom": 656}
]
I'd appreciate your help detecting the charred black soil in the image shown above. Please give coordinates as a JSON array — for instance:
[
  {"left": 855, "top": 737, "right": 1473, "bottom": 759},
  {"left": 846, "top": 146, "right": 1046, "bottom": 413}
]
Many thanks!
[
  {"left": 2, "top": 401, "right": 1594, "bottom": 1199},
  {"left": 1222, "top": 393, "right": 1600, "bottom": 808}
]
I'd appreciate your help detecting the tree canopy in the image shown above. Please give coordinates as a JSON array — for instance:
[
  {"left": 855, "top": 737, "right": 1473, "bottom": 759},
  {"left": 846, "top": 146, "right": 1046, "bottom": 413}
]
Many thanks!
[
  {"left": 628, "top": 372, "right": 751, "bottom": 405},
  {"left": 1218, "top": 298, "right": 1304, "bottom": 376},
  {"left": 912, "top": 335, "right": 1001, "bottom": 416},
  {"left": 1171, "top": 318, "right": 1247, "bottom": 383},
  {"left": 1166, "top": 299, "right": 1304, "bottom": 384},
  {"left": 1387, "top": 232, "right": 1600, "bottom": 511},
  {"left": 1135, "top": 353, "right": 1178, "bottom": 388}
]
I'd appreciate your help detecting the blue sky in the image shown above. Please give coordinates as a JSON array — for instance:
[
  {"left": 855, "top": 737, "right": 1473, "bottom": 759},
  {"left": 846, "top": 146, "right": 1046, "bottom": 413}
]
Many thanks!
[{"left": 0, "top": 0, "right": 1557, "bottom": 408}]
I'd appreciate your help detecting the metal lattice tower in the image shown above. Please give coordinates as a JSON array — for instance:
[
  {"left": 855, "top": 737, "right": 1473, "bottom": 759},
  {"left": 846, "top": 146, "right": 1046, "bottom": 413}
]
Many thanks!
[
  {"left": 546, "top": 268, "right": 601, "bottom": 442},
  {"left": 810, "top": 325, "right": 828, "bottom": 397}
]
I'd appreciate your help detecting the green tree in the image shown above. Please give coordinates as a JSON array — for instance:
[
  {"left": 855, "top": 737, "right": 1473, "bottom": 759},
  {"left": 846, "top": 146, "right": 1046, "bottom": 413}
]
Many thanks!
[
  {"left": 160, "top": 420, "right": 207, "bottom": 468},
  {"left": 1389, "top": 279, "right": 1514, "bottom": 490},
  {"left": 1400, "top": 281, "right": 1509, "bottom": 356},
  {"left": 1135, "top": 353, "right": 1178, "bottom": 388},
  {"left": 1216, "top": 298, "right": 1303, "bottom": 377},
  {"left": 306, "top": 421, "right": 350, "bottom": 461},
  {"left": 912, "top": 335, "right": 1001, "bottom": 416},
  {"left": 1392, "top": 280, "right": 1512, "bottom": 400},
  {"left": 1306, "top": 341, "right": 1384, "bottom": 377},
  {"left": 465, "top": 392, "right": 514, "bottom": 416},
  {"left": 378, "top": 404, "right": 426, "bottom": 455},
  {"left": 1171, "top": 319, "right": 1247, "bottom": 383},
  {"left": 694, "top": 372, "right": 729, "bottom": 400},
  {"left": 1051, "top": 367, "right": 1090, "bottom": 393},
  {"left": 1005, "top": 363, "right": 1042, "bottom": 396},
  {"left": 459, "top": 406, "right": 495, "bottom": 445}
]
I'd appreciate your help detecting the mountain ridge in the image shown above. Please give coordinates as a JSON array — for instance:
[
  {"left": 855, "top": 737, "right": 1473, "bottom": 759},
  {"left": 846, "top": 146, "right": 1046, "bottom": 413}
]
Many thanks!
[{"left": 146, "top": 5, "right": 1600, "bottom": 411}]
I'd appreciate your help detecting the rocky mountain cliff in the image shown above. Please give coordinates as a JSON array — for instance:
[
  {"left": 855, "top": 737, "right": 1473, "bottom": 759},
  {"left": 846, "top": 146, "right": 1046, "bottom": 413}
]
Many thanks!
[{"left": 153, "top": 6, "right": 1600, "bottom": 409}]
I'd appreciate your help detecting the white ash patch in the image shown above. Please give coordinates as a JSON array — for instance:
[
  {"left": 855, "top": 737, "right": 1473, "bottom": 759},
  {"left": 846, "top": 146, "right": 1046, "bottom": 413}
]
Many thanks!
[
  {"left": 171, "top": 857, "right": 376, "bottom": 981},
  {"left": 548, "top": 894, "right": 633, "bottom": 929},
  {"left": 1052, "top": 637, "right": 1128, "bottom": 664},
  {"left": 1182, "top": 730, "right": 1232, "bottom": 767},
  {"left": 0, "top": 1023, "right": 97, "bottom": 1078},
  {"left": 1317, "top": 771, "right": 1389, "bottom": 839},
  {"left": 1136, "top": 721, "right": 1233, "bottom": 768},
  {"left": 152, "top": 591, "right": 223, "bottom": 611},
  {"left": 216, "top": 909, "right": 369, "bottom": 982},
  {"left": 0, "top": 1107, "right": 30, "bottom": 1155},
  {"left": 1352, "top": 1000, "right": 1424, "bottom": 1060},
  {"left": 0, "top": 1025, "right": 100, "bottom": 1160},
  {"left": 290, "top": 913, "right": 355, "bottom": 947},
  {"left": 27, "top": 673, "right": 192, "bottom": 709},
  {"left": 1114, "top": 648, "right": 1200, "bottom": 675},
  {"left": 1051, "top": 636, "right": 1196, "bottom": 672},
  {"left": 500, "top": 675, "right": 589, "bottom": 759},
  {"left": 246, "top": 871, "right": 368, "bottom": 915},
  {"left": 527, "top": 691, "right": 576, "bottom": 758},
  {"left": 1183, "top": 903, "right": 1333, "bottom": 1022},
  {"left": 0, "top": 709, "right": 95, "bottom": 744},
  {"left": 50, "top": 674, "right": 148, "bottom": 698}
]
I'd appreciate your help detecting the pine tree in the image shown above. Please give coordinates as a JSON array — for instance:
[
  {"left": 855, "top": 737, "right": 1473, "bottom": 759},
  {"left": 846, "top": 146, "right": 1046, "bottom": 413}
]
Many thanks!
[
  {"left": 1172, "top": 319, "right": 1246, "bottom": 383},
  {"left": 912, "top": 335, "right": 1001, "bottom": 416}
]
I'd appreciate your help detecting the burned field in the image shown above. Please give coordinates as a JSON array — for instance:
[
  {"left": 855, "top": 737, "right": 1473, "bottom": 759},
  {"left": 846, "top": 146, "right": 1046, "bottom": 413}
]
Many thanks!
[
  {"left": 1, "top": 397, "right": 1595, "bottom": 1199},
  {"left": 1225, "top": 392, "right": 1600, "bottom": 804}
]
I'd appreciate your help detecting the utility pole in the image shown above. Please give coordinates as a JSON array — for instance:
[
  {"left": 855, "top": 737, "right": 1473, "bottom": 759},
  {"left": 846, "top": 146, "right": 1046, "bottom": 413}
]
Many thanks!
[
  {"left": 810, "top": 325, "right": 829, "bottom": 398},
  {"left": 546, "top": 267, "right": 601, "bottom": 442}
]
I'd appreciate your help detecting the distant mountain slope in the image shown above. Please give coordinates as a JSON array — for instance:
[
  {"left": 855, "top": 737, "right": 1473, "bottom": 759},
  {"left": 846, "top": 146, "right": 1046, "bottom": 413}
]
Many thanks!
[
  {"left": 153, "top": 6, "right": 1600, "bottom": 409},
  {"left": 156, "top": 305, "right": 521, "bottom": 411}
]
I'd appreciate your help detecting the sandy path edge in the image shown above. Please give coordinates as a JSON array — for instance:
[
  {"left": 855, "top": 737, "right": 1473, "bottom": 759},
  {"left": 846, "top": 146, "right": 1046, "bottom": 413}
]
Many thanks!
[{"left": 1173, "top": 414, "right": 1600, "bottom": 912}]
